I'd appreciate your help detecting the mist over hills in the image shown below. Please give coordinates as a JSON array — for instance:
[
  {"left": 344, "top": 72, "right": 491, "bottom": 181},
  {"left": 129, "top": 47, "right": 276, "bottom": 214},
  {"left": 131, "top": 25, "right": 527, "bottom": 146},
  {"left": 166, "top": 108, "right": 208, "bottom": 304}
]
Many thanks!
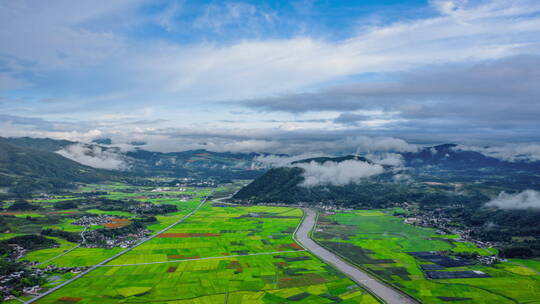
[
  {"left": 0, "top": 137, "right": 122, "bottom": 193},
  {"left": 233, "top": 144, "right": 540, "bottom": 206},
  {"left": 3, "top": 136, "right": 540, "bottom": 197},
  {"left": 0, "top": 137, "right": 267, "bottom": 192}
]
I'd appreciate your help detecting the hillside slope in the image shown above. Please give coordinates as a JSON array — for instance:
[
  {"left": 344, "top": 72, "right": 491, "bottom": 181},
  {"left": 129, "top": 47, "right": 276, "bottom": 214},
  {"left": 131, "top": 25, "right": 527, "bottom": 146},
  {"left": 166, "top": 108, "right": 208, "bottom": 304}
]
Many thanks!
[
  {"left": 233, "top": 146, "right": 540, "bottom": 207},
  {"left": 0, "top": 138, "right": 120, "bottom": 193}
]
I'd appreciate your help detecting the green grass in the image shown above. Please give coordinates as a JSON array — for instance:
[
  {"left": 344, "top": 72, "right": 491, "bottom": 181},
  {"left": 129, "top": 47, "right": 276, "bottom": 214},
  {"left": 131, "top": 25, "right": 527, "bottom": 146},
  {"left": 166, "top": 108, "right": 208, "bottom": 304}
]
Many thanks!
[
  {"left": 510, "top": 259, "right": 540, "bottom": 273},
  {"left": 0, "top": 233, "right": 23, "bottom": 240},
  {"left": 314, "top": 210, "right": 540, "bottom": 304},
  {"left": 22, "top": 236, "right": 78, "bottom": 264}
]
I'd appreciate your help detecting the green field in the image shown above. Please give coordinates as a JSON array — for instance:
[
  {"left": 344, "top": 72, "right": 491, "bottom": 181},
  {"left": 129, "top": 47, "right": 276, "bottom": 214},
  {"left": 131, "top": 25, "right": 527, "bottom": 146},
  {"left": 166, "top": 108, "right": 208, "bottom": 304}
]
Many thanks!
[
  {"left": 314, "top": 210, "right": 540, "bottom": 304},
  {"left": 110, "top": 205, "right": 304, "bottom": 265},
  {"left": 21, "top": 188, "right": 210, "bottom": 268},
  {"left": 22, "top": 237, "right": 78, "bottom": 264},
  {"left": 36, "top": 204, "right": 380, "bottom": 303}
]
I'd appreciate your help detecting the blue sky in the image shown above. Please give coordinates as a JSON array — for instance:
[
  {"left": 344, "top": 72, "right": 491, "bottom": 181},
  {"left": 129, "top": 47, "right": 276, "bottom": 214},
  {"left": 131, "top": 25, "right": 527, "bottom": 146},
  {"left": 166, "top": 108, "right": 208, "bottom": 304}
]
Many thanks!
[{"left": 1, "top": 0, "right": 540, "bottom": 154}]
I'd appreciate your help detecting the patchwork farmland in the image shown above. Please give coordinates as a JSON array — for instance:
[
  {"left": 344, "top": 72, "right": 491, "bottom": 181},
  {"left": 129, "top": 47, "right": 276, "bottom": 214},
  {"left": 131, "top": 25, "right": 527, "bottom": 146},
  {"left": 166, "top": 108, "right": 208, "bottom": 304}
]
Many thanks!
[
  {"left": 314, "top": 210, "right": 540, "bottom": 304},
  {"left": 10, "top": 183, "right": 538, "bottom": 303},
  {"left": 25, "top": 197, "right": 379, "bottom": 303}
]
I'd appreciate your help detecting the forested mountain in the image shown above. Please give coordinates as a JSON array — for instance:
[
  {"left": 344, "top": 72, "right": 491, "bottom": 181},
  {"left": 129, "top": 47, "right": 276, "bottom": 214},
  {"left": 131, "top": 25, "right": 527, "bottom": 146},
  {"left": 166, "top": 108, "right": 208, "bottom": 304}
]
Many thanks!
[
  {"left": 3, "top": 137, "right": 265, "bottom": 180},
  {"left": 233, "top": 155, "right": 412, "bottom": 207},
  {"left": 0, "top": 138, "right": 120, "bottom": 193},
  {"left": 233, "top": 146, "right": 540, "bottom": 206},
  {"left": 126, "top": 149, "right": 264, "bottom": 180}
]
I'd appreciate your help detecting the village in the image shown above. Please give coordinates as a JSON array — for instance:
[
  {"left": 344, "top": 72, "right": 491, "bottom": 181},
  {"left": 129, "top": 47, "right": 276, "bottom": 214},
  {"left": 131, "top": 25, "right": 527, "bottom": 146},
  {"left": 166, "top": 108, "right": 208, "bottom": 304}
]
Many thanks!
[
  {"left": 0, "top": 264, "right": 88, "bottom": 301},
  {"left": 399, "top": 204, "right": 506, "bottom": 265}
]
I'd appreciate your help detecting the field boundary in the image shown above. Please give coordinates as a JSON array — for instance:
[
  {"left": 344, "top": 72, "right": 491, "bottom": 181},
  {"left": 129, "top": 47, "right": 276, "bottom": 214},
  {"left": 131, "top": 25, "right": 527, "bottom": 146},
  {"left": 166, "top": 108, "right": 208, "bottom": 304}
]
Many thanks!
[{"left": 24, "top": 191, "right": 213, "bottom": 304}]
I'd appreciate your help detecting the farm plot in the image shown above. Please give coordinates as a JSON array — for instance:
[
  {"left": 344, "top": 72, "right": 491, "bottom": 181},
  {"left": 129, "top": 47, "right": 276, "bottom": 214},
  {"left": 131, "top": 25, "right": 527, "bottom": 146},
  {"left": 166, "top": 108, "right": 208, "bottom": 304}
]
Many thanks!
[
  {"left": 109, "top": 205, "right": 305, "bottom": 265},
  {"left": 314, "top": 210, "right": 540, "bottom": 304},
  {"left": 24, "top": 190, "right": 209, "bottom": 267}
]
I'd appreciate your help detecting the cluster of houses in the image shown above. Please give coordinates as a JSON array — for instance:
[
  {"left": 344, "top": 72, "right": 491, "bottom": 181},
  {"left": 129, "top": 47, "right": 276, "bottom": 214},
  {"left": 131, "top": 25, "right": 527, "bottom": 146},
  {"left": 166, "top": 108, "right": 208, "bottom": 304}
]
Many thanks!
[
  {"left": 83, "top": 229, "right": 150, "bottom": 249},
  {"left": 1, "top": 264, "right": 86, "bottom": 300},
  {"left": 8, "top": 244, "right": 26, "bottom": 260},
  {"left": 174, "top": 179, "right": 217, "bottom": 188},
  {"left": 127, "top": 202, "right": 176, "bottom": 215},
  {"left": 72, "top": 214, "right": 114, "bottom": 226},
  {"left": 400, "top": 206, "right": 506, "bottom": 265},
  {"left": 32, "top": 193, "right": 55, "bottom": 201}
]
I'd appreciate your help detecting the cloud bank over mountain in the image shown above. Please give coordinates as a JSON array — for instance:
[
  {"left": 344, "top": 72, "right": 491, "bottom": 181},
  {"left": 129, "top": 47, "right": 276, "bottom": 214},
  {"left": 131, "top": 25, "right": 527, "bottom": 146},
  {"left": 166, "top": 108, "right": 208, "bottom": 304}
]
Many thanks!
[
  {"left": 57, "top": 143, "right": 129, "bottom": 170},
  {"left": 457, "top": 144, "right": 540, "bottom": 163},
  {"left": 486, "top": 190, "right": 540, "bottom": 210},
  {"left": 295, "top": 160, "right": 384, "bottom": 187}
]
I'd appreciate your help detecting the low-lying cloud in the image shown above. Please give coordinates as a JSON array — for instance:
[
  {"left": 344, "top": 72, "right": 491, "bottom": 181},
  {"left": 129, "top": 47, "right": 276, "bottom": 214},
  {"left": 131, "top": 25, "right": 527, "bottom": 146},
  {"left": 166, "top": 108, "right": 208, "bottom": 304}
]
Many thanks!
[
  {"left": 485, "top": 190, "right": 540, "bottom": 210},
  {"left": 57, "top": 143, "right": 130, "bottom": 170},
  {"left": 457, "top": 144, "right": 540, "bottom": 163},
  {"left": 253, "top": 153, "right": 326, "bottom": 168},
  {"left": 295, "top": 160, "right": 384, "bottom": 187},
  {"left": 365, "top": 153, "right": 405, "bottom": 167}
]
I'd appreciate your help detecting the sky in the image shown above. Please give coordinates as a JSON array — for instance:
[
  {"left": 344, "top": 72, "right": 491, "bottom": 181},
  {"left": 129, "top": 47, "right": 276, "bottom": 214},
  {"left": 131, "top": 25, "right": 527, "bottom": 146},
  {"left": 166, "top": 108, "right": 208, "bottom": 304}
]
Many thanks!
[{"left": 1, "top": 0, "right": 540, "bottom": 154}]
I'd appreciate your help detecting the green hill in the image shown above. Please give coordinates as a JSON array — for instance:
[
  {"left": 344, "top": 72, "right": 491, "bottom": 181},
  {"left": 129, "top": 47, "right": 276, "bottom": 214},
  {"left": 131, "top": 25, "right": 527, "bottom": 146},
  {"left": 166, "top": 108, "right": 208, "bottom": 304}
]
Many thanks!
[
  {"left": 0, "top": 137, "right": 119, "bottom": 193},
  {"left": 233, "top": 155, "right": 410, "bottom": 207}
]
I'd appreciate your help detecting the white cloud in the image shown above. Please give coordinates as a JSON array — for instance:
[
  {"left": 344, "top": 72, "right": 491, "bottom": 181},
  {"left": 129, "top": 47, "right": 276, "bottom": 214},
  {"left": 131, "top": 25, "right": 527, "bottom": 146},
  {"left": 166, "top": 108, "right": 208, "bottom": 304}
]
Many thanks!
[
  {"left": 0, "top": 0, "right": 135, "bottom": 71},
  {"left": 365, "top": 153, "right": 405, "bottom": 166},
  {"left": 430, "top": 0, "right": 468, "bottom": 15},
  {"left": 456, "top": 143, "right": 540, "bottom": 162},
  {"left": 393, "top": 173, "right": 413, "bottom": 183},
  {"left": 253, "top": 153, "right": 326, "bottom": 168},
  {"left": 131, "top": 0, "right": 540, "bottom": 101},
  {"left": 156, "top": 0, "right": 183, "bottom": 32},
  {"left": 57, "top": 143, "right": 129, "bottom": 170},
  {"left": 350, "top": 136, "right": 418, "bottom": 154},
  {"left": 295, "top": 159, "right": 384, "bottom": 187},
  {"left": 486, "top": 190, "right": 540, "bottom": 209},
  {"left": 2, "top": 0, "right": 540, "bottom": 131}
]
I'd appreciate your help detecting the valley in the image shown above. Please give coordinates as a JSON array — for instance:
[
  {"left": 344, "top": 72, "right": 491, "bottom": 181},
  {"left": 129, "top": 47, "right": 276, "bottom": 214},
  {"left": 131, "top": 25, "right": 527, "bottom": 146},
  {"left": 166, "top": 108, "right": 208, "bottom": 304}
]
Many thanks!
[{"left": 1, "top": 138, "right": 540, "bottom": 303}]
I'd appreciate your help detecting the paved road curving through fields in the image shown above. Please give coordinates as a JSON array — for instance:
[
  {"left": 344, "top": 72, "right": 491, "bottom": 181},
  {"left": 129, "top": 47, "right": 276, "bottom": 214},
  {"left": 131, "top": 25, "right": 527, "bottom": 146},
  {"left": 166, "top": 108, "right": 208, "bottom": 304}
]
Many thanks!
[{"left": 294, "top": 209, "right": 418, "bottom": 304}]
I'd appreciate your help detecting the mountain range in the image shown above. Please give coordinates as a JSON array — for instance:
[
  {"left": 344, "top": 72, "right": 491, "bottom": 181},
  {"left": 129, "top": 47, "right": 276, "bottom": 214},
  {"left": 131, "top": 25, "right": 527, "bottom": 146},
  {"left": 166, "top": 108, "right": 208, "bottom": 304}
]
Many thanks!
[
  {"left": 2, "top": 137, "right": 539, "bottom": 197},
  {"left": 233, "top": 144, "right": 540, "bottom": 207}
]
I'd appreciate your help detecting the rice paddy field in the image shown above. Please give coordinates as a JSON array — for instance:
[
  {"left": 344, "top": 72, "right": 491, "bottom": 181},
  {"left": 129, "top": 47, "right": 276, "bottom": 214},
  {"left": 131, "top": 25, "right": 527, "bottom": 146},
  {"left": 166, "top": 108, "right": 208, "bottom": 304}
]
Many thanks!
[
  {"left": 109, "top": 205, "right": 305, "bottom": 265},
  {"left": 35, "top": 203, "right": 380, "bottom": 303},
  {"left": 314, "top": 209, "right": 540, "bottom": 304},
  {"left": 20, "top": 187, "right": 211, "bottom": 267}
]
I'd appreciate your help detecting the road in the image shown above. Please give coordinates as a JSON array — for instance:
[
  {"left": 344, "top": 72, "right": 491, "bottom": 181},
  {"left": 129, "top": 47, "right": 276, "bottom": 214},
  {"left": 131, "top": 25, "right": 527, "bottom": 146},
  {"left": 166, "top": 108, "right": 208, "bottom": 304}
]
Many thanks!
[
  {"left": 37, "top": 226, "right": 87, "bottom": 266},
  {"left": 294, "top": 209, "right": 418, "bottom": 304},
  {"left": 25, "top": 192, "right": 212, "bottom": 304}
]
